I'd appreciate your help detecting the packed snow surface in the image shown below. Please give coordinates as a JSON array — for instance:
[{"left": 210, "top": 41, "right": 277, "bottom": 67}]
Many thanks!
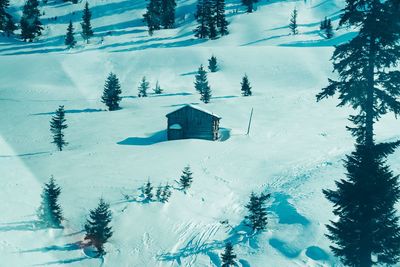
[{"left": 1, "top": 0, "right": 400, "bottom": 266}]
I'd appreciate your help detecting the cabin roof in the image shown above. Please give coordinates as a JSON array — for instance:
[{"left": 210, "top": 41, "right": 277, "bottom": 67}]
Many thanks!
[{"left": 166, "top": 104, "right": 221, "bottom": 119}]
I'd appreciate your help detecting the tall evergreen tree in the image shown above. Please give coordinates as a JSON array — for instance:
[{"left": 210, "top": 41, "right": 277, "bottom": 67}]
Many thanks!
[
  {"left": 289, "top": 8, "right": 298, "bottom": 35},
  {"left": 245, "top": 192, "right": 270, "bottom": 232},
  {"left": 207, "top": 0, "right": 217, "bottom": 39},
  {"left": 0, "top": 0, "right": 15, "bottom": 36},
  {"left": 161, "top": 0, "right": 176, "bottom": 29},
  {"left": 65, "top": 20, "right": 76, "bottom": 48},
  {"left": 20, "top": 0, "right": 43, "bottom": 42},
  {"left": 208, "top": 55, "right": 218, "bottom": 72},
  {"left": 143, "top": 0, "right": 162, "bottom": 35},
  {"left": 101, "top": 72, "right": 122, "bottom": 111},
  {"left": 221, "top": 242, "right": 237, "bottom": 267},
  {"left": 242, "top": 0, "right": 255, "bottom": 13},
  {"left": 81, "top": 2, "right": 93, "bottom": 43},
  {"left": 194, "top": 65, "right": 212, "bottom": 103},
  {"left": 194, "top": 0, "right": 210, "bottom": 38},
  {"left": 241, "top": 74, "right": 252, "bottom": 96},
  {"left": 50, "top": 105, "right": 68, "bottom": 151},
  {"left": 215, "top": 0, "right": 228, "bottom": 35},
  {"left": 316, "top": 0, "right": 400, "bottom": 265},
  {"left": 138, "top": 76, "right": 149, "bottom": 97},
  {"left": 84, "top": 198, "right": 113, "bottom": 256},
  {"left": 4, "top": 13, "right": 15, "bottom": 36},
  {"left": 179, "top": 165, "right": 193, "bottom": 192},
  {"left": 37, "top": 176, "right": 63, "bottom": 228}
]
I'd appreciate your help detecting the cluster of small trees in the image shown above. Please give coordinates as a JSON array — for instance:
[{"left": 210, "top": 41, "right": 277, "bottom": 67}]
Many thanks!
[
  {"left": 319, "top": 16, "right": 333, "bottom": 39},
  {"left": 37, "top": 177, "right": 113, "bottom": 256},
  {"left": 143, "top": 0, "right": 176, "bottom": 35},
  {"left": 194, "top": 55, "right": 252, "bottom": 103},
  {"left": 194, "top": 0, "right": 229, "bottom": 39},
  {"left": 64, "top": 2, "right": 93, "bottom": 48}
]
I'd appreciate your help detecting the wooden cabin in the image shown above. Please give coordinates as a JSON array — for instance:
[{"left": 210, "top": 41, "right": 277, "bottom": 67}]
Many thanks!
[{"left": 166, "top": 105, "right": 221, "bottom": 141}]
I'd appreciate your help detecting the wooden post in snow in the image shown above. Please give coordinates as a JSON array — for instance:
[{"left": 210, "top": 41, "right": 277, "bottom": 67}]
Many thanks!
[{"left": 246, "top": 108, "right": 254, "bottom": 135}]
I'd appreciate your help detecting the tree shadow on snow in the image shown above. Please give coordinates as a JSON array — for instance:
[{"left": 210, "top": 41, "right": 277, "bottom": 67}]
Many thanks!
[
  {"left": 0, "top": 220, "right": 40, "bottom": 232},
  {"left": 21, "top": 242, "right": 81, "bottom": 253},
  {"left": 32, "top": 256, "right": 88, "bottom": 266},
  {"left": 117, "top": 130, "right": 167, "bottom": 146},
  {"left": 267, "top": 193, "right": 310, "bottom": 226},
  {"left": 31, "top": 108, "right": 103, "bottom": 116}
]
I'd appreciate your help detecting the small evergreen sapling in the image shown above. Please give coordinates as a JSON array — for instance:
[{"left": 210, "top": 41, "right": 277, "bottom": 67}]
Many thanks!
[
  {"left": 101, "top": 72, "right": 122, "bottom": 111},
  {"left": 50, "top": 105, "right": 68, "bottom": 151},
  {"left": 221, "top": 242, "right": 237, "bottom": 267},
  {"left": 153, "top": 81, "right": 163, "bottom": 94},
  {"left": 138, "top": 76, "right": 149, "bottom": 97},
  {"left": 179, "top": 165, "right": 193, "bottom": 192},
  {"left": 37, "top": 176, "right": 63, "bottom": 228},
  {"left": 208, "top": 55, "right": 218, "bottom": 72},
  {"left": 84, "top": 198, "right": 113, "bottom": 256},
  {"left": 156, "top": 183, "right": 172, "bottom": 203},
  {"left": 143, "top": 180, "right": 154, "bottom": 201},
  {"left": 324, "top": 18, "right": 333, "bottom": 39},
  {"left": 81, "top": 2, "right": 93, "bottom": 43},
  {"left": 241, "top": 74, "right": 252, "bottom": 96},
  {"left": 289, "top": 8, "right": 298, "bottom": 35},
  {"left": 245, "top": 192, "right": 270, "bottom": 232},
  {"left": 65, "top": 20, "right": 76, "bottom": 48}
]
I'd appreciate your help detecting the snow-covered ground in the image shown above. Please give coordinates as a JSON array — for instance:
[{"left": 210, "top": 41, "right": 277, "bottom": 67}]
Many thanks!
[{"left": 1, "top": 0, "right": 400, "bottom": 266}]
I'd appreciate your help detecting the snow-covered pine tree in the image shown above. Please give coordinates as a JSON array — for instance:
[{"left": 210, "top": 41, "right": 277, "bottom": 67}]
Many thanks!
[
  {"left": 215, "top": 0, "right": 228, "bottom": 35},
  {"left": 289, "top": 8, "right": 298, "bottom": 35},
  {"left": 37, "top": 176, "right": 63, "bottom": 228},
  {"left": 84, "top": 198, "right": 113, "bottom": 256},
  {"left": 194, "top": 65, "right": 212, "bottom": 103},
  {"left": 324, "top": 18, "right": 333, "bottom": 39},
  {"left": 316, "top": 0, "right": 400, "bottom": 265},
  {"left": 20, "top": 0, "right": 43, "bottom": 42},
  {"left": 179, "top": 165, "right": 193, "bottom": 192},
  {"left": 50, "top": 105, "right": 68, "bottom": 151},
  {"left": 65, "top": 20, "right": 76, "bottom": 48},
  {"left": 221, "top": 242, "right": 237, "bottom": 267},
  {"left": 143, "top": 0, "right": 162, "bottom": 35},
  {"left": 153, "top": 81, "right": 163, "bottom": 94},
  {"left": 208, "top": 55, "right": 218, "bottom": 72},
  {"left": 245, "top": 192, "right": 270, "bottom": 232},
  {"left": 143, "top": 180, "right": 154, "bottom": 201},
  {"left": 194, "top": 0, "right": 209, "bottom": 38},
  {"left": 161, "top": 0, "right": 176, "bottom": 29},
  {"left": 241, "top": 74, "right": 252, "bottom": 96},
  {"left": 101, "top": 72, "right": 122, "bottom": 111},
  {"left": 138, "top": 76, "right": 149, "bottom": 97},
  {"left": 81, "top": 2, "right": 93, "bottom": 43}
]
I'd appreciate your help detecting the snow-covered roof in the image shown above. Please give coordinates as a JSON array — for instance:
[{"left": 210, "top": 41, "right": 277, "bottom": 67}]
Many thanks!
[
  {"left": 166, "top": 104, "right": 221, "bottom": 119},
  {"left": 169, "top": 124, "right": 182, "bottom": 130}
]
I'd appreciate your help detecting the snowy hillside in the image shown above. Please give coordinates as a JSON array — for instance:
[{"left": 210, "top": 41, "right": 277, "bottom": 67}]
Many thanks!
[{"left": 1, "top": 0, "right": 400, "bottom": 266}]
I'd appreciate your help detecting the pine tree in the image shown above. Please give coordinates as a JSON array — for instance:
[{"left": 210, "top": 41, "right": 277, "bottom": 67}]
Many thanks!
[
  {"left": 0, "top": 0, "right": 15, "bottom": 36},
  {"left": 84, "top": 198, "right": 113, "bottom": 256},
  {"left": 245, "top": 192, "right": 270, "bottom": 232},
  {"left": 143, "top": 0, "right": 162, "bottom": 35},
  {"left": 241, "top": 74, "right": 252, "bottom": 96},
  {"left": 194, "top": 65, "right": 212, "bottom": 103},
  {"left": 81, "top": 2, "right": 93, "bottom": 43},
  {"left": 153, "top": 81, "right": 163, "bottom": 94},
  {"left": 161, "top": 0, "right": 176, "bottom": 29},
  {"left": 289, "top": 8, "right": 298, "bottom": 35},
  {"left": 194, "top": 0, "right": 209, "bottom": 39},
  {"left": 50, "top": 105, "right": 68, "bottom": 151},
  {"left": 316, "top": 0, "right": 400, "bottom": 265},
  {"left": 4, "top": 13, "right": 15, "bottom": 36},
  {"left": 221, "top": 242, "right": 237, "bottom": 267},
  {"left": 179, "top": 165, "right": 193, "bottom": 192},
  {"left": 215, "top": 0, "right": 228, "bottom": 35},
  {"left": 138, "top": 76, "right": 149, "bottom": 97},
  {"left": 156, "top": 183, "right": 172, "bottom": 203},
  {"left": 20, "top": 0, "right": 43, "bottom": 42},
  {"left": 37, "top": 176, "right": 63, "bottom": 228},
  {"left": 207, "top": 0, "right": 217, "bottom": 39},
  {"left": 324, "top": 18, "right": 333, "bottom": 39},
  {"left": 320, "top": 16, "right": 328, "bottom": 31},
  {"left": 65, "top": 20, "right": 76, "bottom": 48},
  {"left": 101, "top": 72, "right": 122, "bottom": 111},
  {"left": 242, "top": 0, "right": 256, "bottom": 13},
  {"left": 208, "top": 55, "right": 218, "bottom": 72},
  {"left": 143, "top": 180, "right": 153, "bottom": 201}
]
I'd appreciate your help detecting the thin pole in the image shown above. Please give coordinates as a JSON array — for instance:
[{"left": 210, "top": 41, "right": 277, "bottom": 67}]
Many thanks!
[{"left": 247, "top": 108, "right": 253, "bottom": 135}]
